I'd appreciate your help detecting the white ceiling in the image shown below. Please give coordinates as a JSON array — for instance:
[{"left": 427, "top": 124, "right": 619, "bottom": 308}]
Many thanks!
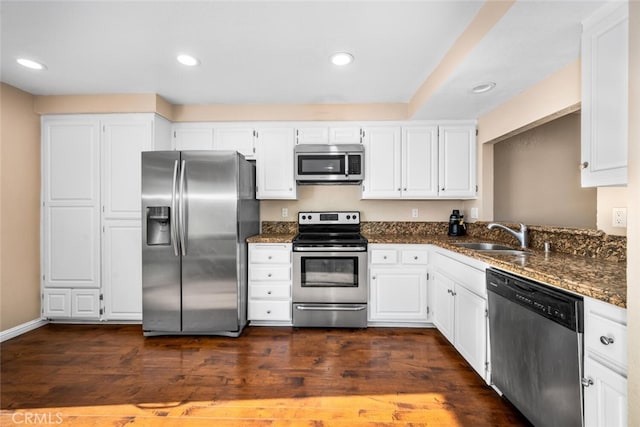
[{"left": 1, "top": 0, "right": 607, "bottom": 120}]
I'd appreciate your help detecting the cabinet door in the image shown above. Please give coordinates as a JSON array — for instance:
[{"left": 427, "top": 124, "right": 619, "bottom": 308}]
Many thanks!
[
  {"left": 432, "top": 271, "right": 455, "bottom": 343},
  {"left": 438, "top": 125, "right": 477, "bottom": 198},
  {"left": 102, "top": 221, "right": 142, "bottom": 320},
  {"left": 402, "top": 127, "right": 438, "bottom": 198},
  {"left": 295, "top": 127, "right": 329, "bottom": 144},
  {"left": 71, "top": 289, "right": 101, "bottom": 319},
  {"left": 43, "top": 288, "right": 71, "bottom": 318},
  {"left": 329, "top": 127, "right": 362, "bottom": 144},
  {"left": 102, "top": 118, "right": 152, "bottom": 220},
  {"left": 584, "top": 355, "right": 627, "bottom": 427},
  {"left": 361, "top": 127, "right": 402, "bottom": 198},
  {"left": 214, "top": 128, "right": 256, "bottom": 159},
  {"left": 42, "top": 118, "right": 101, "bottom": 289},
  {"left": 369, "top": 268, "right": 427, "bottom": 322},
  {"left": 256, "top": 128, "right": 296, "bottom": 199},
  {"left": 581, "top": 2, "right": 628, "bottom": 187},
  {"left": 173, "top": 126, "right": 214, "bottom": 150},
  {"left": 454, "top": 284, "right": 487, "bottom": 379}
]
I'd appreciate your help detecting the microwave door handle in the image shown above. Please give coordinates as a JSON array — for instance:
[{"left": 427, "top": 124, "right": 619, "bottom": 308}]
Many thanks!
[{"left": 344, "top": 154, "right": 349, "bottom": 177}]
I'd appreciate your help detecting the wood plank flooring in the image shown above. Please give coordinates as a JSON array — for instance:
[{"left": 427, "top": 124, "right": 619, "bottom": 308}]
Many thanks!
[{"left": 1, "top": 325, "right": 530, "bottom": 426}]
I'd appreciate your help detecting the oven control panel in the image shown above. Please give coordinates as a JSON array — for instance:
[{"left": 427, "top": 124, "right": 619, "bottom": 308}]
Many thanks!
[{"left": 298, "top": 211, "right": 360, "bottom": 225}]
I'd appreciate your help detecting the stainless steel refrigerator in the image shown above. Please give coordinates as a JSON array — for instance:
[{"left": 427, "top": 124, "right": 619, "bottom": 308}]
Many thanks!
[{"left": 141, "top": 151, "right": 259, "bottom": 337}]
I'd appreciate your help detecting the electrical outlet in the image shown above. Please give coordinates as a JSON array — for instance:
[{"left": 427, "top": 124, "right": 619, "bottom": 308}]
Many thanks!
[
  {"left": 612, "top": 207, "right": 627, "bottom": 227},
  {"left": 411, "top": 208, "right": 419, "bottom": 218},
  {"left": 470, "top": 207, "right": 479, "bottom": 219},
  {"left": 281, "top": 208, "right": 288, "bottom": 218}
]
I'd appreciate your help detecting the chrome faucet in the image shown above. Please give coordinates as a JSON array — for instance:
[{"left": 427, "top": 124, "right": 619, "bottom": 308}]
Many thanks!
[{"left": 487, "top": 223, "right": 528, "bottom": 249}]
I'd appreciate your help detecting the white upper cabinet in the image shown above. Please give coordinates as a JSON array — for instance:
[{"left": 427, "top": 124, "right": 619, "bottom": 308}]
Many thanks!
[
  {"left": 402, "top": 126, "right": 439, "bottom": 198},
  {"left": 362, "top": 122, "right": 475, "bottom": 199},
  {"left": 256, "top": 128, "right": 296, "bottom": 199},
  {"left": 361, "top": 127, "right": 402, "bottom": 198},
  {"left": 295, "top": 127, "right": 330, "bottom": 144},
  {"left": 295, "top": 125, "right": 362, "bottom": 144},
  {"left": 102, "top": 117, "right": 153, "bottom": 220},
  {"left": 214, "top": 127, "right": 256, "bottom": 159},
  {"left": 438, "top": 124, "right": 477, "bottom": 198},
  {"left": 42, "top": 117, "right": 101, "bottom": 290},
  {"left": 173, "top": 124, "right": 214, "bottom": 150},
  {"left": 329, "top": 126, "right": 362, "bottom": 144},
  {"left": 581, "top": 2, "right": 628, "bottom": 187}
]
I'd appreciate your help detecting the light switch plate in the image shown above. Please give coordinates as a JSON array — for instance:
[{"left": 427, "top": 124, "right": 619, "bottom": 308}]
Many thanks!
[
  {"left": 411, "top": 208, "right": 419, "bottom": 218},
  {"left": 612, "top": 207, "right": 627, "bottom": 227},
  {"left": 281, "top": 208, "right": 288, "bottom": 218},
  {"left": 470, "top": 207, "right": 479, "bottom": 219}
]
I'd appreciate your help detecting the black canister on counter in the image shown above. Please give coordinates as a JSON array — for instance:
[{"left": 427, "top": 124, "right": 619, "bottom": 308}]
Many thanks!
[{"left": 448, "top": 209, "right": 467, "bottom": 236}]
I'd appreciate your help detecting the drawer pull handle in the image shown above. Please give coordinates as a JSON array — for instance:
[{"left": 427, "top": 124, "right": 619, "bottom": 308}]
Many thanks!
[
  {"left": 383, "top": 256, "right": 387, "bottom": 260},
  {"left": 599, "top": 336, "right": 614, "bottom": 345},
  {"left": 267, "top": 291, "right": 272, "bottom": 295},
  {"left": 414, "top": 256, "right": 418, "bottom": 260},
  {"left": 268, "top": 256, "right": 272, "bottom": 260},
  {"left": 266, "top": 310, "right": 271, "bottom": 314},
  {"left": 267, "top": 273, "right": 272, "bottom": 278},
  {"left": 582, "top": 377, "right": 594, "bottom": 387}
]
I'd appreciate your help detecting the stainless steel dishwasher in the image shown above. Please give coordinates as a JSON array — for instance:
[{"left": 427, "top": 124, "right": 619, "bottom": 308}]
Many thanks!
[{"left": 487, "top": 268, "right": 584, "bottom": 427}]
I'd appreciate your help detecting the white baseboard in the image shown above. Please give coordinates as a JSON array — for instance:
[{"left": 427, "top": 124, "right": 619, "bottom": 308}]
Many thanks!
[{"left": 0, "top": 318, "right": 48, "bottom": 343}]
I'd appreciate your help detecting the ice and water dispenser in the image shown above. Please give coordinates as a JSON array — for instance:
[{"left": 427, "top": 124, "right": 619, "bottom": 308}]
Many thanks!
[{"left": 146, "top": 207, "right": 171, "bottom": 245}]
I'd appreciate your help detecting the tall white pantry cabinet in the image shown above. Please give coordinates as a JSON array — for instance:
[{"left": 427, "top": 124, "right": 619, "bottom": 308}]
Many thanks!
[{"left": 41, "top": 114, "right": 171, "bottom": 321}]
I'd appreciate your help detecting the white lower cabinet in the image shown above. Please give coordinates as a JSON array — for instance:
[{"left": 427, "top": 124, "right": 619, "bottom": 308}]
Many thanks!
[
  {"left": 248, "top": 243, "right": 292, "bottom": 325},
  {"left": 368, "top": 244, "right": 429, "bottom": 324},
  {"left": 43, "top": 288, "right": 100, "bottom": 319},
  {"left": 431, "top": 249, "right": 489, "bottom": 381},
  {"left": 102, "top": 221, "right": 142, "bottom": 320},
  {"left": 583, "top": 296, "right": 627, "bottom": 427}
]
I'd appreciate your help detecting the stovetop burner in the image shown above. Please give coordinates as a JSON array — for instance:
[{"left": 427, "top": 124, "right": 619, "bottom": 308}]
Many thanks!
[{"left": 292, "top": 211, "right": 367, "bottom": 251}]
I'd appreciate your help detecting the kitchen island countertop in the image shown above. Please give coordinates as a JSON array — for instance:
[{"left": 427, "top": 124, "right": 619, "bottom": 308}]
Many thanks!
[{"left": 246, "top": 232, "right": 627, "bottom": 308}]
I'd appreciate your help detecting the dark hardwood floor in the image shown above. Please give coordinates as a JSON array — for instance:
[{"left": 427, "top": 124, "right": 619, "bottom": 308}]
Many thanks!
[{"left": 1, "top": 324, "right": 530, "bottom": 426}]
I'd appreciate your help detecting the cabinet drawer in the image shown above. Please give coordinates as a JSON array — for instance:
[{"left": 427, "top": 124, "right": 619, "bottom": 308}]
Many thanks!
[
  {"left": 370, "top": 249, "right": 398, "bottom": 264},
  {"left": 433, "top": 251, "right": 485, "bottom": 297},
  {"left": 249, "top": 300, "right": 291, "bottom": 321},
  {"left": 585, "top": 298, "right": 627, "bottom": 369},
  {"left": 401, "top": 249, "right": 429, "bottom": 265},
  {"left": 249, "top": 245, "right": 291, "bottom": 264},
  {"left": 249, "top": 266, "right": 290, "bottom": 281},
  {"left": 249, "top": 284, "right": 291, "bottom": 299}
]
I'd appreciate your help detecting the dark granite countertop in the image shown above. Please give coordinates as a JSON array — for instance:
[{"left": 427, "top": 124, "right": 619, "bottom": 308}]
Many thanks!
[{"left": 246, "top": 232, "right": 627, "bottom": 308}]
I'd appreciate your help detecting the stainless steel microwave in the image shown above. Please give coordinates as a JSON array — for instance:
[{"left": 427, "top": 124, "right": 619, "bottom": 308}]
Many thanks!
[{"left": 294, "top": 144, "right": 364, "bottom": 184}]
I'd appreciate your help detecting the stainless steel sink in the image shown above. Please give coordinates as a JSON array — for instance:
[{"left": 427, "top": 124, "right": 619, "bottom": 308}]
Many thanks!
[{"left": 452, "top": 242, "right": 530, "bottom": 256}]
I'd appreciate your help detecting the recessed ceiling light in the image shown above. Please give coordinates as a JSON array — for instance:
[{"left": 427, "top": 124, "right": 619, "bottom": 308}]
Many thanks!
[
  {"left": 471, "top": 82, "right": 496, "bottom": 94},
  {"left": 17, "top": 58, "right": 47, "bottom": 70},
  {"left": 330, "top": 52, "right": 354, "bottom": 66},
  {"left": 177, "top": 54, "right": 200, "bottom": 67}
]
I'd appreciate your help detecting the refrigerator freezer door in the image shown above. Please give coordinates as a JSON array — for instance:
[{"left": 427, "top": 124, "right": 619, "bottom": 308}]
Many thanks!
[
  {"left": 142, "top": 151, "right": 181, "bottom": 332},
  {"left": 181, "top": 151, "right": 240, "bottom": 332}
]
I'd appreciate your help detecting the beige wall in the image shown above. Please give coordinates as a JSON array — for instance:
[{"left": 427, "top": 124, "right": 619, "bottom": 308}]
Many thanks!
[
  {"left": 260, "top": 185, "right": 465, "bottom": 222},
  {"left": 493, "top": 113, "right": 597, "bottom": 228},
  {"left": 627, "top": 1, "right": 639, "bottom": 424},
  {"left": 597, "top": 187, "right": 628, "bottom": 236},
  {"left": 0, "top": 83, "right": 42, "bottom": 331}
]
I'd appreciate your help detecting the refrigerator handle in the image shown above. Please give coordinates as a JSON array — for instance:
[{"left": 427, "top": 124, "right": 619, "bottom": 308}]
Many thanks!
[
  {"left": 179, "top": 159, "right": 187, "bottom": 256},
  {"left": 171, "top": 160, "right": 180, "bottom": 257}
]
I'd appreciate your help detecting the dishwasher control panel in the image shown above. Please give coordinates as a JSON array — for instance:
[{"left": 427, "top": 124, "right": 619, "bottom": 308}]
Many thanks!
[{"left": 487, "top": 268, "right": 583, "bottom": 331}]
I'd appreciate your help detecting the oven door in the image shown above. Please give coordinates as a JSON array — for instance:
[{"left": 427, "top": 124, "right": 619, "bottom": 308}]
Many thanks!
[{"left": 292, "top": 251, "right": 367, "bottom": 303}]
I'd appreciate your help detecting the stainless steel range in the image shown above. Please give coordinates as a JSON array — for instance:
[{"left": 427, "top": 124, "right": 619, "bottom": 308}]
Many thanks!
[{"left": 292, "top": 211, "right": 368, "bottom": 328}]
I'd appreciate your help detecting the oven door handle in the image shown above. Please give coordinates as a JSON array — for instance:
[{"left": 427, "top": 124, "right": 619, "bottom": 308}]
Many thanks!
[
  {"left": 295, "top": 304, "right": 367, "bottom": 312},
  {"left": 293, "top": 246, "right": 367, "bottom": 252}
]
